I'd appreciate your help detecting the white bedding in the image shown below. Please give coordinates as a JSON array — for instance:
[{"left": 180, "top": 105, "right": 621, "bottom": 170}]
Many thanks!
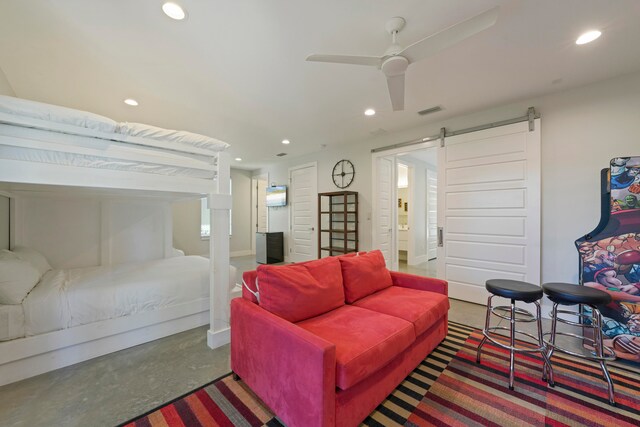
[
  {"left": 22, "top": 256, "right": 210, "bottom": 336},
  {"left": 0, "top": 146, "right": 215, "bottom": 179},
  {"left": 0, "top": 95, "right": 117, "bottom": 133},
  {"left": 0, "top": 94, "right": 229, "bottom": 153},
  {"left": 0, "top": 304, "right": 25, "bottom": 341}
]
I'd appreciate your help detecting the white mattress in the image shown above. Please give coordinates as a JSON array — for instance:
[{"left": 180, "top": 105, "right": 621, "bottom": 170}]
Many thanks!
[
  {"left": 22, "top": 256, "right": 210, "bottom": 336},
  {"left": 0, "top": 304, "right": 25, "bottom": 341},
  {"left": 0, "top": 95, "right": 229, "bottom": 153},
  {"left": 0, "top": 95, "right": 117, "bottom": 133},
  {"left": 0, "top": 145, "right": 215, "bottom": 179}
]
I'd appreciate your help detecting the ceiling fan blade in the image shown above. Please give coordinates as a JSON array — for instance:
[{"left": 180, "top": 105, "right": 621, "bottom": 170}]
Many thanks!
[
  {"left": 306, "top": 54, "right": 382, "bottom": 67},
  {"left": 400, "top": 6, "right": 499, "bottom": 63},
  {"left": 386, "top": 74, "right": 405, "bottom": 111}
]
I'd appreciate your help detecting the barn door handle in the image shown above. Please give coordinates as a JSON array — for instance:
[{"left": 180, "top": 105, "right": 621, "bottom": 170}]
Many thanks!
[{"left": 438, "top": 227, "right": 444, "bottom": 247}]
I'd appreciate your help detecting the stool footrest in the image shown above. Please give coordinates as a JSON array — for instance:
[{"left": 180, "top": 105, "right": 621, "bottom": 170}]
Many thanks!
[
  {"left": 543, "top": 331, "right": 615, "bottom": 361},
  {"left": 547, "top": 308, "right": 597, "bottom": 328},
  {"left": 491, "top": 305, "right": 538, "bottom": 323},
  {"left": 484, "top": 327, "right": 546, "bottom": 353}
]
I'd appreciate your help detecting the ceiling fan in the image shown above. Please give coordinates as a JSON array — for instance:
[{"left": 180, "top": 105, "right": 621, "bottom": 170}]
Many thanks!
[{"left": 306, "top": 7, "right": 500, "bottom": 111}]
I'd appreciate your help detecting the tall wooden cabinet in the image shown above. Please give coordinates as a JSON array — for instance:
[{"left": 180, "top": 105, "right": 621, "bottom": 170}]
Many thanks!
[{"left": 318, "top": 191, "right": 358, "bottom": 257}]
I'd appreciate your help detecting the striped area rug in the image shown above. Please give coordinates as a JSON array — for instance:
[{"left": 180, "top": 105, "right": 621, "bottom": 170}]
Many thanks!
[{"left": 121, "top": 322, "right": 640, "bottom": 426}]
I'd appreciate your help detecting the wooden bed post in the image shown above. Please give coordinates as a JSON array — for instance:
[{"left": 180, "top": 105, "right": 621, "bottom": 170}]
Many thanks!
[{"left": 207, "top": 151, "right": 232, "bottom": 349}]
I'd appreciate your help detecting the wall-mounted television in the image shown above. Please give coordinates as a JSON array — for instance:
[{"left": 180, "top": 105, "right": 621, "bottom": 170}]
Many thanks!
[{"left": 266, "top": 185, "right": 287, "bottom": 207}]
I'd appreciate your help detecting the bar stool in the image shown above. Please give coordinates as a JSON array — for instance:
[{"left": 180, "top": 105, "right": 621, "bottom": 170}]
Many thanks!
[
  {"left": 476, "top": 279, "right": 553, "bottom": 390},
  {"left": 542, "top": 282, "right": 616, "bottom": 405}
]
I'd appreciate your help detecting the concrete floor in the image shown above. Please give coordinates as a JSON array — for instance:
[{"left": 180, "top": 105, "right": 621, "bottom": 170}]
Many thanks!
[{"left": 0, "top": 256, "right": 582, "bottom": 427}]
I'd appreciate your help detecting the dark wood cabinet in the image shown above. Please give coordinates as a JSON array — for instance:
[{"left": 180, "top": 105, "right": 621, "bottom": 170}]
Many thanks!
[
  {"left": 318, "top": 191, "right": 358, "bottom": 257},
  {"left": 256, "top": 232, "right": 284, "bottom": 264}
]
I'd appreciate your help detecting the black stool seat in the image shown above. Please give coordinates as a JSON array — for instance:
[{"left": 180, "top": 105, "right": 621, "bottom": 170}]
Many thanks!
[
  {"left": 486, "top": 279, "right": 543, "bottom": 303},
  {"left": 542, "top": 282, "right": 612, "bottom": 306}
]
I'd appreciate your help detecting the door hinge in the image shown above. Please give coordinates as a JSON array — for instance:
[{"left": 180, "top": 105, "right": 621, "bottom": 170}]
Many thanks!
[
  {"left": 438, "top": 227, "right": 444, "bottom": 247},
  {"left": 439, "top": 127, "right": 446, "bottom": 148}
]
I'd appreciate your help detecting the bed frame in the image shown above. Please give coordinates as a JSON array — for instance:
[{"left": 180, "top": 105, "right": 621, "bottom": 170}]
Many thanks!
[{"left": 0, "top": 111, "right": 232, "bottom": 386}]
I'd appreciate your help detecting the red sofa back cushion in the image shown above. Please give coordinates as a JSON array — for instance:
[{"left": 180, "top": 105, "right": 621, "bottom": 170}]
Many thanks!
[
  {"left": 257, "top": 256, "right": 345, "bottom": 322},
  {"left": 339, "top": 250, "right": 393, "bottom": 303}
]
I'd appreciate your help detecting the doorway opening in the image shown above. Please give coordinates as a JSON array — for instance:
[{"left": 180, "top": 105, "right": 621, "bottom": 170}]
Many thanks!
[{"left": 395, "top": 149, "right": 438, "bottom": 277}]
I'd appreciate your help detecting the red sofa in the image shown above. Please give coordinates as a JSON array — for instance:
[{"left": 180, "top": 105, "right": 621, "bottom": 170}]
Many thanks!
[{"left": 230, "top": 250, "right": 449, "bottom": 427}]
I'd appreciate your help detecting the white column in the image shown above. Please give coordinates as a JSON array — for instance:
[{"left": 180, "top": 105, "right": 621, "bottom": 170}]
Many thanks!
[{"left": 207, "top": 151, "right": 232, "bottom": 349}]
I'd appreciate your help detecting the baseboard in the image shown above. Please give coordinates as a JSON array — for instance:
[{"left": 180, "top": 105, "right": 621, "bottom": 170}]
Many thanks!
[
  {"left": 230, "top": 250, "right": 252, "bottom": 257},
  {"left": 207, "top": 327, "right": 230, "bottom": 349}
]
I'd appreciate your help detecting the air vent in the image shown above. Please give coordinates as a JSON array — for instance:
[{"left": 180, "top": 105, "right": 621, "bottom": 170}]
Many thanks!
[
  {"left": 276, "top": 152, "right": 287, "bottom": 157},
  {"left": 417, "top": 106, "right": 442, "bottom": 116}
]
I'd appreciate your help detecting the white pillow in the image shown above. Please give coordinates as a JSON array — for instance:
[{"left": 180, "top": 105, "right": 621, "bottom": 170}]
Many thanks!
[
  {"left": 12, "top": 246, "right": 52, "bottom": 277},
  {"left": 0, "top": 95, "right": 118, "bottom": 133},
  {"left": 0, "top": 257, "right": 41, "bottom": 304},
  {"left": 118, "top": 122, "right": 230, "bottom": 152}
]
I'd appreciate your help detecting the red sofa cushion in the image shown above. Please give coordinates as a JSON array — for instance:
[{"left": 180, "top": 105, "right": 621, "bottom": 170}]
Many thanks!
[
  {"left": 338, "top": 250, "right": 393, "bottom": 303},
  {"left": 297, "top": 305, "right": 415, "bottom": 390},
  {"left": 257, "top": 257, "right": 345, "bottom": 322},
  {"left": 353, "top": 286, "right": 450, "bottom": 336}
]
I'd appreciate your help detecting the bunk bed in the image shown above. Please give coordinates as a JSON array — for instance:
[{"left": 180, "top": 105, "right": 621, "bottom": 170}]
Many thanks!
[{"left": 0, "top": 95, "right": 232, "bottom": 386}]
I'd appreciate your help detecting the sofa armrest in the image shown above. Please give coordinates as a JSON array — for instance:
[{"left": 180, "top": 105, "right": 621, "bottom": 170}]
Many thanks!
[
  {"left": 230, "top": 298, "right": 336, "bottom": 427},
  {"left": 390, "top": 271, "right": 448, "bottom": 295}
]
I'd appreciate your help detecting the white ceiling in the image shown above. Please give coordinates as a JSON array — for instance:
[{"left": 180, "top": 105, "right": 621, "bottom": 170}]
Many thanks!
[{"left": 1, "top": 0, "right": 639, "bottom": 169}]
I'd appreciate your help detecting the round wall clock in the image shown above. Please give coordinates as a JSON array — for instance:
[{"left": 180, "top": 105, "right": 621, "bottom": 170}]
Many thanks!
[{"left": 332, "top": 159, "right": 355, "bottom": 189}]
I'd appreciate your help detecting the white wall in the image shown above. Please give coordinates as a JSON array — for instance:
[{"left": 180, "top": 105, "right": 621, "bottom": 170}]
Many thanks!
[
  {"left": 0, "top": 66, "right": 14, "bottom": 96},
  {"left": 172, "top": 168, "right": 253, "bottom": 257},
  {"left": 256, "top": 144, "right": 373, "bottom": 259},
  {"left": 259, "top": 70, "right": 640, "bottom": 284},
  {"left": 230, "top": 169, "right": 253, "bottom": 255},
  {"left": 12, "top": 195, "right": 171, "bottom": 269},
  {"left": 0, "top": 195, "right": 8, "bottom": 250},
  {"left": 171, "top": 198, "right": 208, "bottom": 256}
]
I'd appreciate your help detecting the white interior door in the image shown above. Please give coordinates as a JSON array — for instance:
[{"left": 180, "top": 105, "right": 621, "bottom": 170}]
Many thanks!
[
  {"left": 437, "top": 120, "right": 541, "bottom": 304},
  {"left": 289, "top": 163, "right": 318, "bottom": 262},
  {"left": 251, "top": 175, "right": 269, "bottom": 255},
  {"left": 426, "top": 168, "right": 438, "bottom": 260},
  {"left": 372, "top": 155, "right": 396, "bottom": 268},
  {"left": 256, "top": 177, "right": 268, "bottom": 233}
]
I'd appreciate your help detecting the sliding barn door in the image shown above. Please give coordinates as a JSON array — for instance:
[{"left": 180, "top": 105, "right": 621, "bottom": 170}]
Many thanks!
[{"left": 437, "top": 120, "right": 541, "bottom": 304}]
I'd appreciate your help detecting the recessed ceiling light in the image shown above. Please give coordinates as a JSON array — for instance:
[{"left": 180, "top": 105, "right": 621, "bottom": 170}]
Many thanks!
[
  {"left": 162, "top": 2, "right": 186, "bottom": 20},
  {"left": 364, "top": 108, "right": 376, "bottom": 116},
  {"left": 124, "top": 98, "right": 138, "bottom": 106},
  {"left": 235, "top": 157, "right": 242, "bottom": 162},
  {"left": 576, "top": 30, "right": 601, "bottom": 45},
  {"left": 281, "top": 139, "right": 290, "bottom": 145}
]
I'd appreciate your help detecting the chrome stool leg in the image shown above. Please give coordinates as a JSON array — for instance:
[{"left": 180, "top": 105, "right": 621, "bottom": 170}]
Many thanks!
[
  {"left": 593, "top": 306, "right": 615, "bottom": 405},
  {"left": 546, "top": 303, "right": 559, "bottom": 387},
  {"left": 535, "top": 300, "right": 553, "bottom": 385},
  {"left": 476, "top": 295, "right": 493, "bottom": 364},
  {"left": 509, "top": 299, "right": 516, "bottom": 390}
]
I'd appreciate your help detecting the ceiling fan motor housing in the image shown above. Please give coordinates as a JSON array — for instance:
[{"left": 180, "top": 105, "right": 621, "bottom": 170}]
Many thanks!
[{"left": 381, "top": 55, "right": 409, "bottom": 77}]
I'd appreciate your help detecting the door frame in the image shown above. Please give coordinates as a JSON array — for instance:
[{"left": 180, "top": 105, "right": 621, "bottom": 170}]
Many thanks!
[
  {"left": 288, "top": 162, "right": 318, "bottom": 262},
  {"left": 372, "top": 141, "right": 439, "bottom": 271}
]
